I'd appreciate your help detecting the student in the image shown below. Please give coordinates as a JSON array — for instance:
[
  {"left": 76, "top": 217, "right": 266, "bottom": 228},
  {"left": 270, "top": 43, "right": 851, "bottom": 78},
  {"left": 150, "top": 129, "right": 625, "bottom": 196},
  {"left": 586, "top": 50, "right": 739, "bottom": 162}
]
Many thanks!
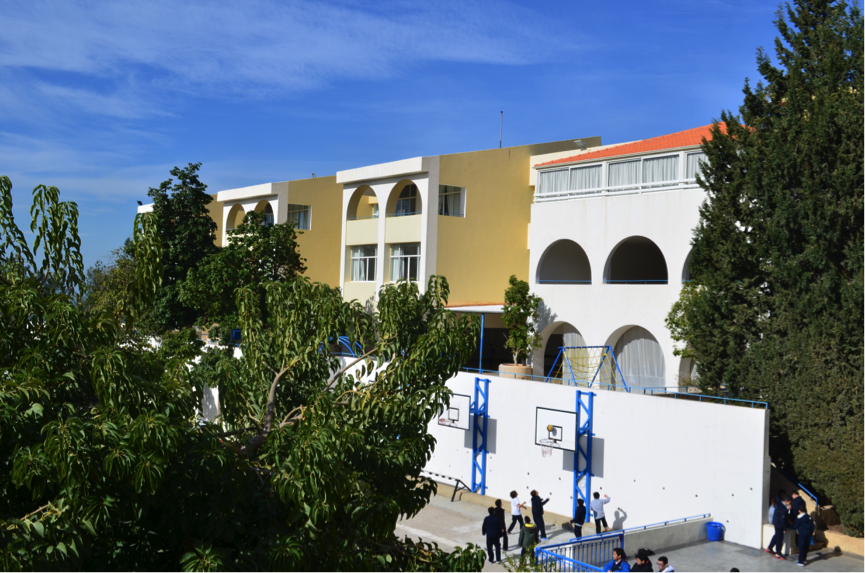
[
  {"left": 768, "top": 497, "right": 776, "bottom": 525},
  {"left": 790, "top": 492, "right": 806, "bottom": 550},
  {"left": 631, "top": 550, "right": 653, "bottom": 571},
  {"left": 657, "top": 556, "right": 674, "bottom": 572},
  {"left": 530, "top": 490, "right": 551, "bottom": 540},
  {"left": 482, "top": 507, "right": 502, "bottom": 564},
  {"left": 494, "top": 499, "right": 508, "bottom": 551},
  {"left": 569, "top": 498, "right": 587, "bottom": 538},
  {"left": 603, "top": 548, "right": 630, "bottom": 572},
  {"left": 591, "top": 492, "right": 612, "bottom": 534},
  {"left": 508, "top": 490, "right": 526, "bottom": 534},
  {"left": 518, "top": 516, "right": 540, "bottom": 564},
  {"left": 792, "top": 505, "right": 814, "bottom": 567},
  {"left": 767, "top": 496, "right": 789, "bottom": 559}
]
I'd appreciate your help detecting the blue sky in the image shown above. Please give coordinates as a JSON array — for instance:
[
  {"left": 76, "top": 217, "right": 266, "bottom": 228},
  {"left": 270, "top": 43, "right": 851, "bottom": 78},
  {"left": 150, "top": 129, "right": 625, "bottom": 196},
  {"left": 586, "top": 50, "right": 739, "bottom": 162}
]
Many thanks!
[{"left": 1, "top": 0, "right": 780, "bottom": 269}]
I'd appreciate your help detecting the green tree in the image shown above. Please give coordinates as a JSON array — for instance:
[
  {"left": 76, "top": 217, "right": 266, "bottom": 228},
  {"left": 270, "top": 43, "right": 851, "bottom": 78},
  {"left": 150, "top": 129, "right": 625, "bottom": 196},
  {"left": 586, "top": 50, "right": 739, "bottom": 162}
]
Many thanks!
[
  {"left": 501, "top": 275, "right": 543, "bottom": 365},
  {"left": 0, "top": 177, "right": 486, "bottom": 570},
  {"left": 81, "top": 239, "right": 136, "bottom": 317},
  {"left": 181, "top": 210, "right": 306, "bottom": 344},
  {"left": 668, "top": 0, "right": 863, "bottom": 534},
  {"left": 146, "top": 163, "right": 218, "bottom": 333}
]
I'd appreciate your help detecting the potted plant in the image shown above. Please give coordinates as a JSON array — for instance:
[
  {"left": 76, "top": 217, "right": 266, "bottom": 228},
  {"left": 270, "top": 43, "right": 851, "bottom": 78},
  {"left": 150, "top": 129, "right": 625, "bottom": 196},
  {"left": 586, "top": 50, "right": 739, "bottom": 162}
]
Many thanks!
[{"left": 499, "top": 275, "right": 543, "bottom": 380}]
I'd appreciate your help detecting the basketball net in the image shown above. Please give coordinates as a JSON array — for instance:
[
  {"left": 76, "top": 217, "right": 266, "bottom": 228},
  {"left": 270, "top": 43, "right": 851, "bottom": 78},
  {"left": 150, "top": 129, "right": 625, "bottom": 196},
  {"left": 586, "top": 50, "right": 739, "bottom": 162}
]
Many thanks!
[{"left": 539, "top": 439, "right": 556, "bottom": 458}]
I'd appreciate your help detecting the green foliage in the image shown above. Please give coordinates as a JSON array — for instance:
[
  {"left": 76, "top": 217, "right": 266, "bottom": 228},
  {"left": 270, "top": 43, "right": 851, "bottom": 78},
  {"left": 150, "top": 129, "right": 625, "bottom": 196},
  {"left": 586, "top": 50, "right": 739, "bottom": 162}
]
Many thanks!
[
  {"left": 1, "top": 179, "right": 486, "bottom": 570},
  {"left": 501, "top": 275, "right": 543, "bottom": 365},
  {"left": 181, "top": 210, "right": 306, "bottom": 344},
  {"left": 668, "top": 0, "right": 863, "bottom": 534},
  {"left": 146, "top": 163, "right": 218, "bottom": 333}
]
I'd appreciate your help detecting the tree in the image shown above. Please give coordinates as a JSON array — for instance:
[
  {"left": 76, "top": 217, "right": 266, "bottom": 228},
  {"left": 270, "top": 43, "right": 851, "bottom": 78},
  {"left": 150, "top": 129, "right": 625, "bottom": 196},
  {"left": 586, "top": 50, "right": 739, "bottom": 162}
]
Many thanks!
[
  {"left": 181, "top": 210, "right": 306, "bottom": 344},
  {"left": 668, "top": 0, "right": 863, "bottom": 534},
  {"left": 1, "top": 177, "right": 486, "bottom": 570},
  {"left": 501, "top": 275, "right": 543, "bottom": 365},
  {"left": 146, "top": 163, "right": 218, "bottom": 333},
  {"left": 81, "top": 239, "right": 136, "bottom": 318}
]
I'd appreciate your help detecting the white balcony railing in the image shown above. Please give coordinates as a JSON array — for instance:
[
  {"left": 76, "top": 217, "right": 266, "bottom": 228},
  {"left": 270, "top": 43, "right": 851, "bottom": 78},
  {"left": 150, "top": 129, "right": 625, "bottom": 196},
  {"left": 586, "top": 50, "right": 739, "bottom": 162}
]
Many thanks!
[{"left": 534, "top": 178, "right": 702, "bottom": 203}]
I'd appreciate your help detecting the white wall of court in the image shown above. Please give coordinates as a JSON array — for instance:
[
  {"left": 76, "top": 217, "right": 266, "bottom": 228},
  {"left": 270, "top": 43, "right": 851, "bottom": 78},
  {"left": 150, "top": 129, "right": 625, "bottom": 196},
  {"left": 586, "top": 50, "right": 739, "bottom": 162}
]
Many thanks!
[{"left": 424, "top": 371, "right": 771, "bottom": 549}]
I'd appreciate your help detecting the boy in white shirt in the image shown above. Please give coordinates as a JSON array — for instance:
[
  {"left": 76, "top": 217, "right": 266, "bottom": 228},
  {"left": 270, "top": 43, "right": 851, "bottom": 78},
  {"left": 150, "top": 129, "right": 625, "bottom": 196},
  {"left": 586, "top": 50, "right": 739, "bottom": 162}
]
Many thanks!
[
  {"left": 508, "top": 490, "right": 527, "bottom": 534},
  {"left": 590, "top": 492, "right": 611, "bottom": 534}
]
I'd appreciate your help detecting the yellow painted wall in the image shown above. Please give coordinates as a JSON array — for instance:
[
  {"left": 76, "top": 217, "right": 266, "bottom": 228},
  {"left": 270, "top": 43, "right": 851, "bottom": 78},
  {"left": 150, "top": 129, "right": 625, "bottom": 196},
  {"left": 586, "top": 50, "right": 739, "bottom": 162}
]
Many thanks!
[
  {"left": 385, "top": 213, "right": 422, "bottom": 243},
  {"left": 207, "top": 194, "right": 224, "bottom": 248},
  {"left": 437, "top": 137, "right": 601, "bottom": 306},
  {"left": 345, "top": 218, "right": 378, "bottom": 245},
  {"left": 288, "top": 176, "right": 342, "bottom": 288}
]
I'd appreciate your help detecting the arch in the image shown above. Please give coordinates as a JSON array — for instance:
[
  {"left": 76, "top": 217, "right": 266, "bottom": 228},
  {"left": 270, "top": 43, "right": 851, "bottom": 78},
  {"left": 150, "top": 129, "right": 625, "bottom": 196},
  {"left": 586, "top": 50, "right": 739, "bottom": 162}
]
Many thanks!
[
  {"left": 609, "top": 325, "right": 665, "bottom": 389},
  {"left": 386, "top": 180, "right": 423, "bottom": 217},
  {"left": 682, "top": 249, "right": 693, "bottom": 282},
  {"left": 604, "top": 236, "right": 668, "bottom": 284},
  {"left": 226, "top": 203, "right": 245, "bottom": 231},
  {"left": 678, "top": 356, "right": 698, "bottom": 386},
  {"left": 347, "top": 185, "right": 379, "bottom": 220},
  {"left": 537, "top": 239, "right": 592, "bottom": 284},
  {"left": 254, "top": 200, "right": 275, "bottom": 226},
  {"left": 541, "top": 322, "right": 585, "bottom": 378}
]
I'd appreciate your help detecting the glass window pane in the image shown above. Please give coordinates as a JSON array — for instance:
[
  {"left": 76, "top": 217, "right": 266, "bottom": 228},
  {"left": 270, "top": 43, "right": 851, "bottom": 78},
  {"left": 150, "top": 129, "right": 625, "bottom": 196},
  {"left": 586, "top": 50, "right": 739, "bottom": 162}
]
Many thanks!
[
  {"left": 642, "top": 155, "right": 679, "bottom": 185},
  {"left": 686, "top": 152, "right": 708, "bottom": 179},
  {"left": 569, "top": 165, "right": 602, "bottom": 191},
  {"left": 608, "top": 160, "right": 640, "bottom": 189}
]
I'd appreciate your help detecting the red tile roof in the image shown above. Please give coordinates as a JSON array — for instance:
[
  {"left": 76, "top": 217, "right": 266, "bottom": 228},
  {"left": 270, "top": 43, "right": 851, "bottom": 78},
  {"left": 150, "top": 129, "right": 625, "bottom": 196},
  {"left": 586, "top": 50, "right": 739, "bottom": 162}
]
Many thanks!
[{"left": 535, "top": 124, "right": 724, "bottom": 168}]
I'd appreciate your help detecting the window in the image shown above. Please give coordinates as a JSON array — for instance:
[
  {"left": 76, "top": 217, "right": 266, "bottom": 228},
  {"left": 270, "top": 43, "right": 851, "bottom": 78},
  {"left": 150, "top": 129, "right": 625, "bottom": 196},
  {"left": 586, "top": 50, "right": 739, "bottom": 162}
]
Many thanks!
[
  {"left": 262, "top": 203, "right": 275, "bottom": 226},
  {"left": 438, "top": 185, "right": 463, "bottom": 216},
  {"left": 390, "top": 243, "right": 420, "bottom": 281},
  {"left": 395, "top": 184, "right": 419, "bottom": 216},
  {"left": 642, "top": 155, "right": 679, "bottom": 187},
  {"left": 686, "top": 152, "right": 708, "bottom": 179},
  {"left": 351, "top": 245, "right": 377, "bottom": 282},
  {"left": 287, "top": 204, "right": 311, "bottom": 230},
  {"left": 608, "top": 160, "right": 640, "bottom": 190},
  {"left": 537, "top": 169, "right": 569, "bottom": 196},
  {"left": 569, "top": 164, "right": 602, "bottom": 192},
  {"left": 372, "top": 203, "right": 379, "bottom": 218}
]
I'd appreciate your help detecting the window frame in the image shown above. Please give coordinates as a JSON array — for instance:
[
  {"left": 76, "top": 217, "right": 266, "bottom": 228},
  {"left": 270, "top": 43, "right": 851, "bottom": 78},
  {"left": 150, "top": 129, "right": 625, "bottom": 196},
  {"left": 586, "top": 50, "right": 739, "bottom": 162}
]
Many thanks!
[
  {"left": 390, "top": 243, "right": 421, "bottom": 282},
  {"left": 438, "top": 185, "right": 465, "bottom": 217},
  {"left": 350, "top": 245, "right": 377, "bottom": 282},
  {"left": 287, "top": 204, "right": 311, "bottom": 230}
]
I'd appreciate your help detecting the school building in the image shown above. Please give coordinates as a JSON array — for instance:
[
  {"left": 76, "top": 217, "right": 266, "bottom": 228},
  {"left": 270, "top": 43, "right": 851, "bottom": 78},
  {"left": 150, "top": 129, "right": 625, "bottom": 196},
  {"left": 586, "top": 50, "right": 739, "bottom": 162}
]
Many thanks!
[{"left": 138, "top": 125, "right": 716, "bottom": 390}]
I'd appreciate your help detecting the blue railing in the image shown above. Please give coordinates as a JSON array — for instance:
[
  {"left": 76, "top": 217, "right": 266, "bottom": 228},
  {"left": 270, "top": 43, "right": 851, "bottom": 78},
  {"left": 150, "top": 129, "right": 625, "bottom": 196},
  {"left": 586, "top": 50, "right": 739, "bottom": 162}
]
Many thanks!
[
  {"left": 387, "top": 211, "right": 422, "bottom": 217},
  {"left": 537, "top": 279, "right": 592, "bottom": 284},
  {"left": 604, "top": 279, "right": 668, "bottom": 284},
  {"left": 777, "top": 466, "right": 819, "bottom": 509},
  {"left": 346, "top": 215, "right": 379, "bottom": 221},
  {"left": 537, "top": 532, "right": 623, "bottom": 572}
]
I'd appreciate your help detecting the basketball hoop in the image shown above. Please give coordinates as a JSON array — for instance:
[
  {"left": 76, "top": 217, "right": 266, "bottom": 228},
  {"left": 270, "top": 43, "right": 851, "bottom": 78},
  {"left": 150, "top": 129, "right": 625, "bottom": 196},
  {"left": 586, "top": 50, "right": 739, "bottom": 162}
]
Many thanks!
[{"left": 540, "top": 438, "right": 557, "bottom": 458}]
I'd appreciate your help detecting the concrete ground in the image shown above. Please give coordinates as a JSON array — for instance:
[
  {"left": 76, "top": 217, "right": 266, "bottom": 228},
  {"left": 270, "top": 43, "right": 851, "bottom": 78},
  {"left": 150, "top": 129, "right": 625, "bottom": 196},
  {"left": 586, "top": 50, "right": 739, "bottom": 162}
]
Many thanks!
[{"left": 395, "top": 487, "right": 864, "bottom": 572}]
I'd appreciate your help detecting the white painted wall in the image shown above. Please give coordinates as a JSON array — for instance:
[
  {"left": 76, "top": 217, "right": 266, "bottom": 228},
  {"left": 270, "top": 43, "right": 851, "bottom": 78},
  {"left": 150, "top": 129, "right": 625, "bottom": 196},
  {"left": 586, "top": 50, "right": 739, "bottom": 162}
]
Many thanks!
[
  {"left": 529, "top": 187, "right": 706, "bottom": 388},
  {"left": 424, "top": 371, "right": 770, "bottom": 549}
]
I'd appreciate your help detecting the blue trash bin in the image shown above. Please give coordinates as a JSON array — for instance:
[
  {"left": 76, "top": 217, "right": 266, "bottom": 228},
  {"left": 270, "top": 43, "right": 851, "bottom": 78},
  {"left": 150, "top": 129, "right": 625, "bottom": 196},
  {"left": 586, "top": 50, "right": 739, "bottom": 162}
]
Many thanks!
[{"left": 706, "top": 521, "right": 725, "bottom": 541}]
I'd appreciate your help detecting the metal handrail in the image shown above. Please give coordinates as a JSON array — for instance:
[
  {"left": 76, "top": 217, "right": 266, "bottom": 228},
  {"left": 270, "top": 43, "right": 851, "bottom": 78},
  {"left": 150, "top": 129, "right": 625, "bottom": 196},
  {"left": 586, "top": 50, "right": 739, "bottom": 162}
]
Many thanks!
[
  {"left": 535, "top": 178, "right": 702, "bottom": 202},
  {"left": 537, "top": 279, "right": 592, "bottom": 284},
  {"left": 563, "top": 514, "right": 711, "bottom": 544},
  {"left": 387, "top": 211, "right": 422, "bottom": 217},
  {"left": 776, "top": 465, "right": 819, "bottom": 510},
  {"left": 346, "top": 215, "right": 379, "bottom": 221},
  {"left": 604, "top": 279, "right": 669, "bottom": 284}
]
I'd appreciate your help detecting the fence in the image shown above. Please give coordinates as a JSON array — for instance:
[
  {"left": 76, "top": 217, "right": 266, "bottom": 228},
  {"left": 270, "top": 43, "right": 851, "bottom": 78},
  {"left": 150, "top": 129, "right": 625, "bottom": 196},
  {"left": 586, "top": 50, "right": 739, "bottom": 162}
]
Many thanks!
[{"left": 536, "top": 532, "right": 623, "bottom": 572}]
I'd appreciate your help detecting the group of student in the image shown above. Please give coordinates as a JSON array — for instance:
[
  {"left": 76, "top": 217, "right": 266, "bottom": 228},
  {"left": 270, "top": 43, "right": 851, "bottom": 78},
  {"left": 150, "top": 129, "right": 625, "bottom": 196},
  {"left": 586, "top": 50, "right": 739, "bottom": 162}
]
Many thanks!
[
  {"left": 766, "top": 489, "right": 816, "bottom": 567},
  {"left": 600, "top": 548, "right": 676, "bottom": 572},
  {"left": 480, "top": 489, "right": 551, "bottom": 564}
]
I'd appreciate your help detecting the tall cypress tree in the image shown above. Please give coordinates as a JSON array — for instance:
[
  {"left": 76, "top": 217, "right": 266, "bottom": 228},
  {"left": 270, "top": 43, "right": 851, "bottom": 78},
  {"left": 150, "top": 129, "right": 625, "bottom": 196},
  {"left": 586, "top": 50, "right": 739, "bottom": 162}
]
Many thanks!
[
  {"left": 146, "top": 163, "right": 218, "bottom": 332},
  {"left": 672, "top": 0, "right": 863, "bottom": 534}
]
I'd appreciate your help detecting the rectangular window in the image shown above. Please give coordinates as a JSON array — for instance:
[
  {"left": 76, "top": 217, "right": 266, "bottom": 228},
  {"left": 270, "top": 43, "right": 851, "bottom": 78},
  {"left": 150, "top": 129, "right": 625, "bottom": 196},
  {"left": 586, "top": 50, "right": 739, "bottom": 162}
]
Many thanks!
[
  {"left": 438, "top": 185, "right": 463, "bottom": 216},
  {"left": 607, "top": 160, "right": 640, "bottom": 190},
  {"left": 537, "top": 169, "right": 570, "bottom": 195},
  {"left": 686, "top": 152, "right": 708, "bottom": 179},
  {"left": 395, "top": 184, "right": 419, "bottom": 216},
  {"left": 642, "top": 155, "right": 679, "bottom": 186},
  {"left": 569, "top": 164, "right": 602, "bottom": 192},
  {"left": 350, "top": 245, "right": 377, "bottom": 282},
  {"left": 287, "top": 204, "right": 311, "bottom": 230},
  {"left": 390, "top": 243, "right": 420, "bottom": 281}
]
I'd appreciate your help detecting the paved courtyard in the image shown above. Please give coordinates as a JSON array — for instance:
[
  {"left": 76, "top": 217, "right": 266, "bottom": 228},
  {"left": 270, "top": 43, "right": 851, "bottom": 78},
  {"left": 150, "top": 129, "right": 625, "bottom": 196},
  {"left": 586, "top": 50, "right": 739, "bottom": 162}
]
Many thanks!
[{"left": 395, "top": 491, "right": 864, "bottom": 572}]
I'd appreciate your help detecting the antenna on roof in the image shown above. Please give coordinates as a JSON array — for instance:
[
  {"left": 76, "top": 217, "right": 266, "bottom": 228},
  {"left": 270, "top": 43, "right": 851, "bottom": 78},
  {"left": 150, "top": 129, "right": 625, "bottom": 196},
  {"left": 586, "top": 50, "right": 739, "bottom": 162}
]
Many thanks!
[
  {"left": 574, "top": 139, "right": 586, "bottom": 150},
  {"left": 499, "top": 111, "right": 503, "bottom": 148}
]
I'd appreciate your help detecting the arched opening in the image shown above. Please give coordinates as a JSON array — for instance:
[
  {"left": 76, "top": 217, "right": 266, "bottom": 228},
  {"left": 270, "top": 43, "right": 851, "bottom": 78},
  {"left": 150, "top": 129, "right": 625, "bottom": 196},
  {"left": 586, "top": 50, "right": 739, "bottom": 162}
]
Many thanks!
[
  {"left": 347, "top": 186, "right": 379, "bottom": 220},
  {"left": 605, "top": 236, "right": 668, "bottom": 284},
  {"left": 386, "top": 180, "right": 422, "bottom": 217},
  {"left": 226, "top": 204, "right": 245, "bottom": 231},
  {"left": 254, "top": 200, "right": 275, "bottom": 226},
  {"left": 612, "top": 326, "right": 665, "bottom": 389},
  {"left": 537, "top": 240, "right": 592, "bottom": 284},
  {"left": 542, "top": 322, "right": 585, "bottom": 378},
  {"left": 682, "top": 249, "right": 692, "bottom": 282}
]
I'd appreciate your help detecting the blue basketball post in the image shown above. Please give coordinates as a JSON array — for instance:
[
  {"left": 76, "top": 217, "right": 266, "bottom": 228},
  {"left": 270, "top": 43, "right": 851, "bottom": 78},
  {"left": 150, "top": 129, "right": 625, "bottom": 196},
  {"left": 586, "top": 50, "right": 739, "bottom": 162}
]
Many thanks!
[
  {"left": 573, "top": 390, "right": 595, "bottom": 520},
  {"left": 471, "top": 377, "right": 491, "bottom": 495}
]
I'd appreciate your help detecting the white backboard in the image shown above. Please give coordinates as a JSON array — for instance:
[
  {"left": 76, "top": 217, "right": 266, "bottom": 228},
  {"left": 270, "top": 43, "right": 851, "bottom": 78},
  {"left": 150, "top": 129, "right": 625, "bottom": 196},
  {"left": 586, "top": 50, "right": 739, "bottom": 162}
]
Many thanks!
[
  {"left": 535, "top": 407, "right": 578, "bottom": 451},
  {"left": 438, "top": 393, "right": 471, "bottom": 430}
]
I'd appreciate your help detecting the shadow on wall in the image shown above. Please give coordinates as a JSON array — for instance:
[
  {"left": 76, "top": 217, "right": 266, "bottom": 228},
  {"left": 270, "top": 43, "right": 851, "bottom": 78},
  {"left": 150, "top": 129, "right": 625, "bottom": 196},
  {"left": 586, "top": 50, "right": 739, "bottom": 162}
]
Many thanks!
[
  {"left": 464, "top": 417, "right": 498, "bottom": 454},
  {"left": 612, "top": 507, "right": 629, "bottom": 530},
  {"left": 562, "top": 437, "right": 605, "bottom": 478}
]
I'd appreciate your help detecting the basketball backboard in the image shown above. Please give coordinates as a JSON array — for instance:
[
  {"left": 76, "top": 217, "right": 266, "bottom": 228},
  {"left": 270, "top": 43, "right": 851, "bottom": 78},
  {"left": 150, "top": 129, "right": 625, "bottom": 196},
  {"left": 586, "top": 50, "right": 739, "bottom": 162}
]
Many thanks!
[
  {"left": 535, "top": 407, "right": 578, "bottom": 451},
  {"left": 438, "top": 393, "right": 471, "bottom": 430}
]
